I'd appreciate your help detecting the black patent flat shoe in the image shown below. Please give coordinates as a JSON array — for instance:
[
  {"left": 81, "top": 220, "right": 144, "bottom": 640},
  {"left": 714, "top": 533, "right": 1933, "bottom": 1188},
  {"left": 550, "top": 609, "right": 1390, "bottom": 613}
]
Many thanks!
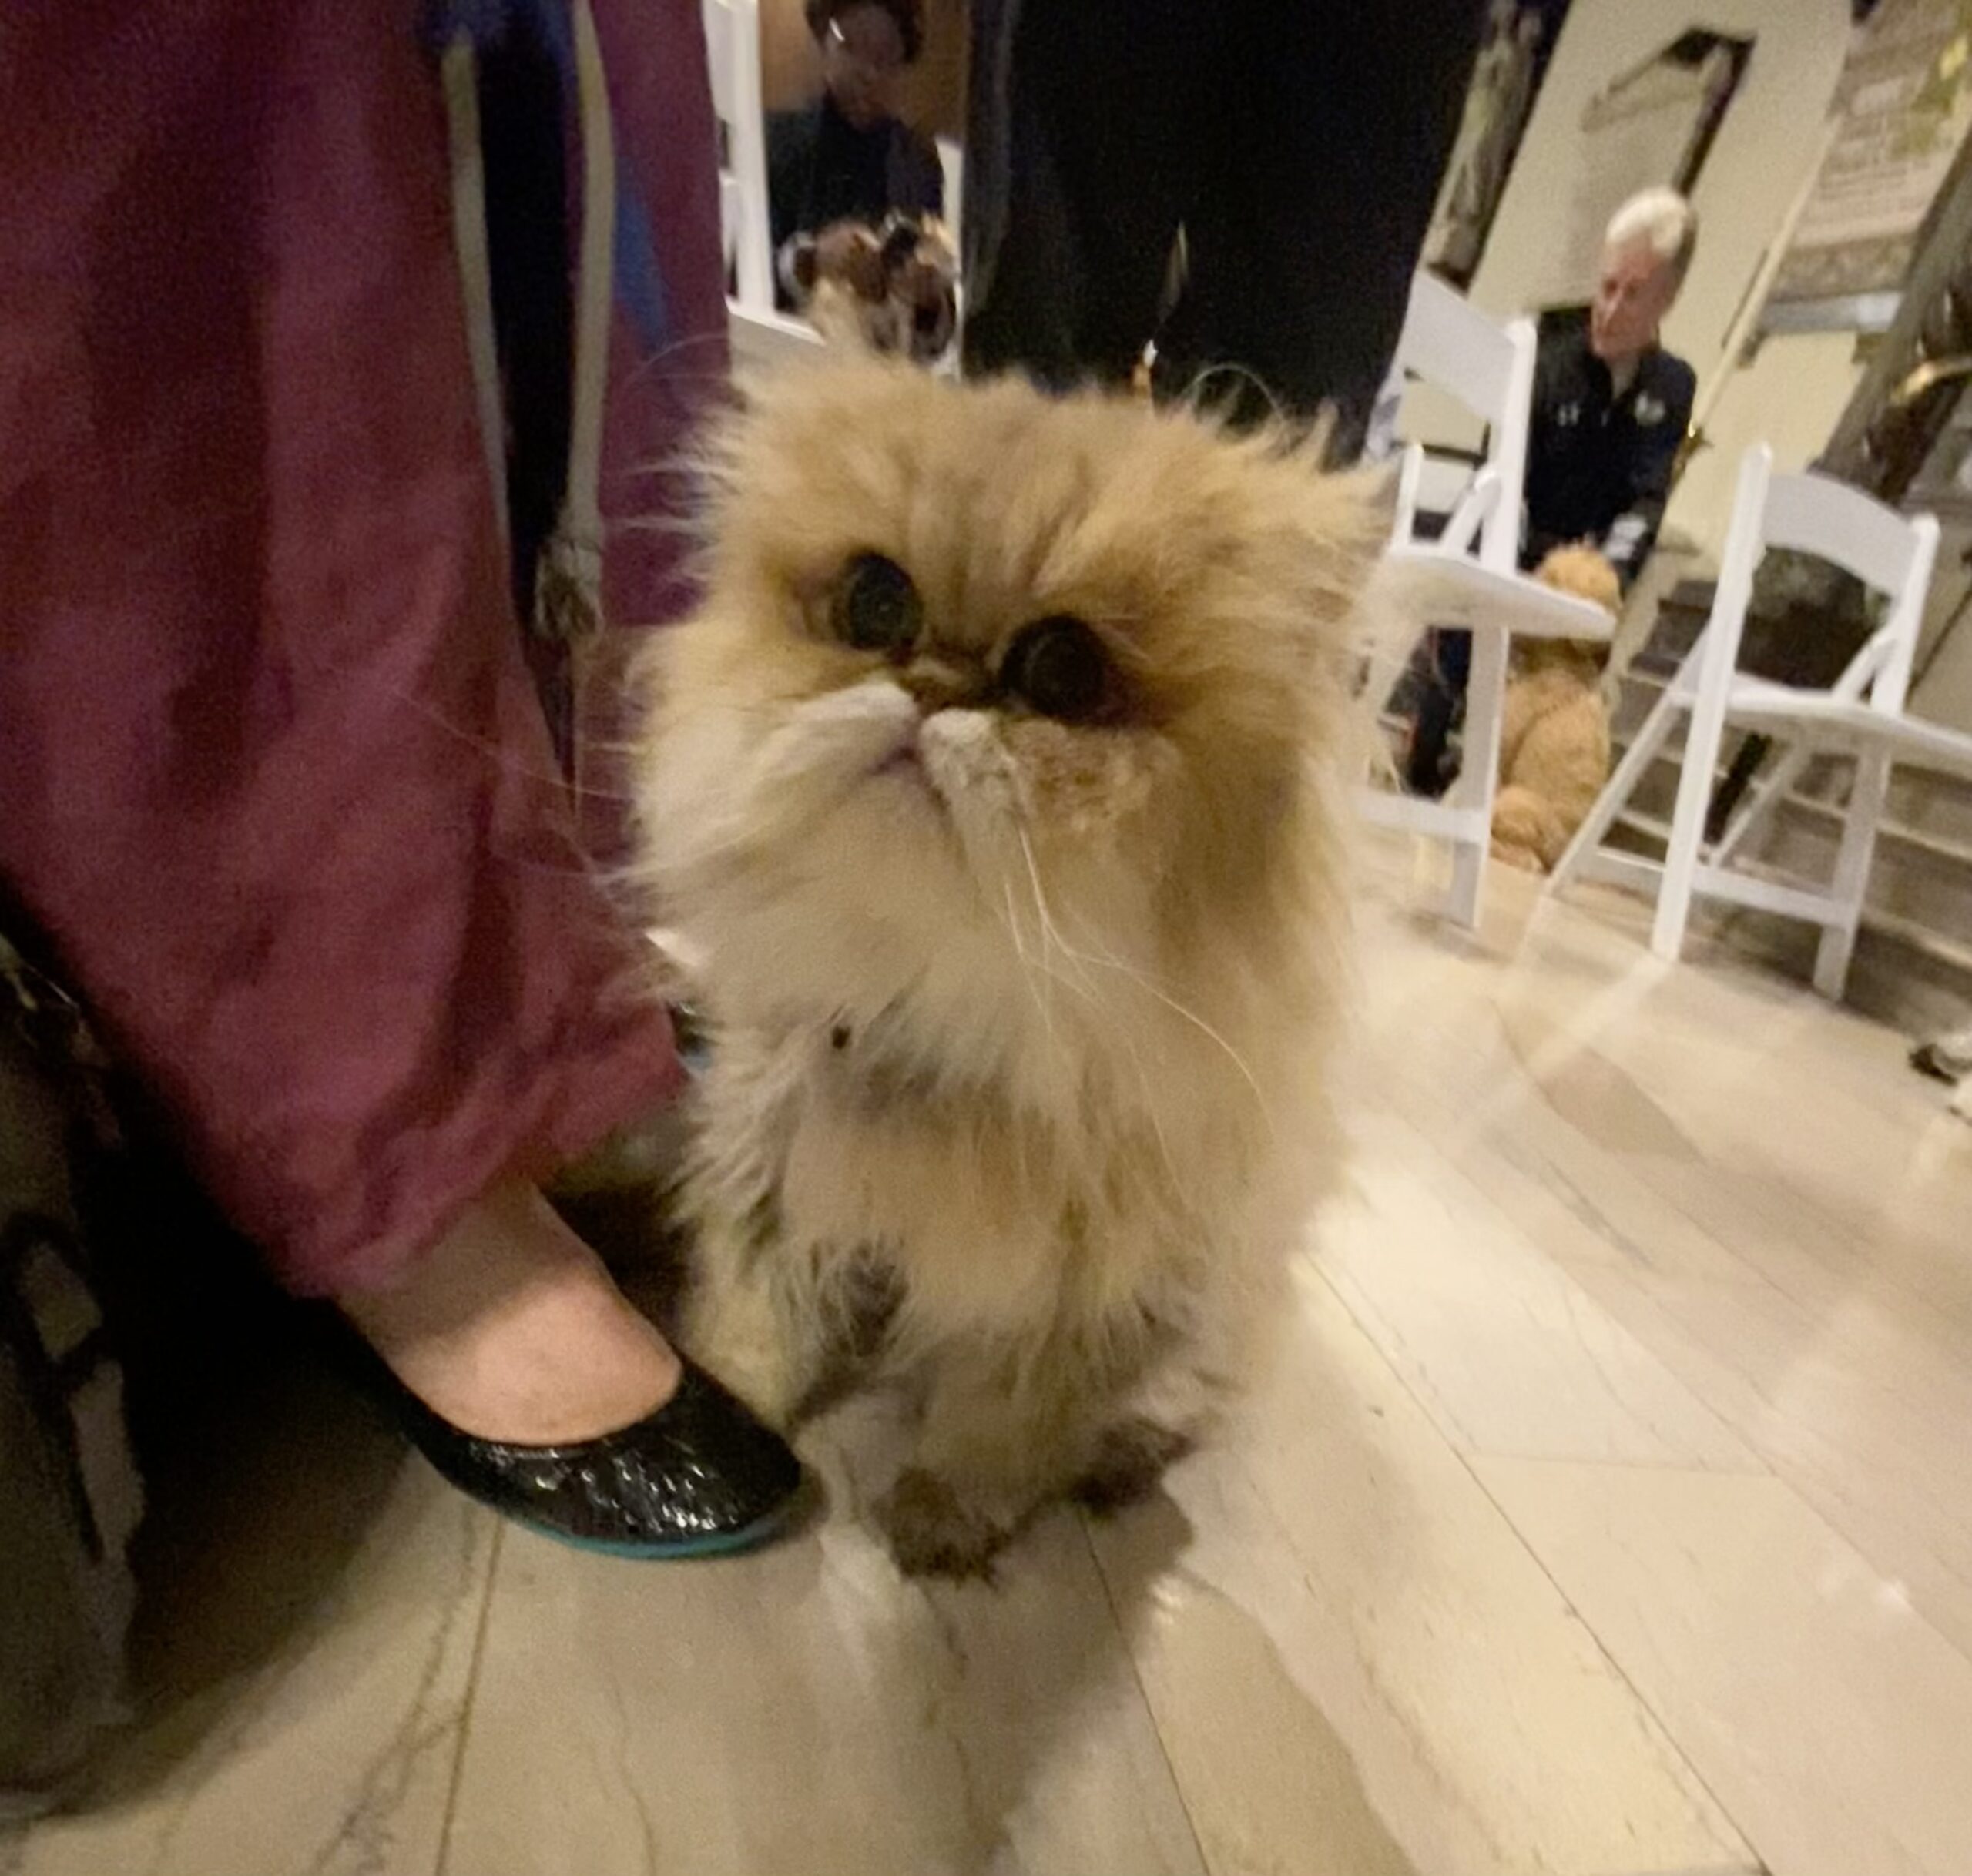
[{"left": 366, "top": 1352, "right": 806, "bottom": 1559}]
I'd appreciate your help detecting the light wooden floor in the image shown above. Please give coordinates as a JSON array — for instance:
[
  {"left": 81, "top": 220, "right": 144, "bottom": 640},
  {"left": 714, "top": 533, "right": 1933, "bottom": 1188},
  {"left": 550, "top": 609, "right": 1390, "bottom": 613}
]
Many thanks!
[{"left": 13, "top": 849, "right": 1972, "bottom": 1876}]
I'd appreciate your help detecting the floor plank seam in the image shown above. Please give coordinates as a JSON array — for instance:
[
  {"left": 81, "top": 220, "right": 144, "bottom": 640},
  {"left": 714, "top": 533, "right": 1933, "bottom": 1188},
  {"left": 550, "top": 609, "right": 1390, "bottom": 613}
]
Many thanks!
[
  {"left": 429, "top": 1513, "right": 505, "bottom": 1876},
  {"left": 1306, "top": 1260, "right": 1770, "bottom": 1876},
  {"left": 1075, "top": 1511, "right": 1216, "bottom": 1876}
]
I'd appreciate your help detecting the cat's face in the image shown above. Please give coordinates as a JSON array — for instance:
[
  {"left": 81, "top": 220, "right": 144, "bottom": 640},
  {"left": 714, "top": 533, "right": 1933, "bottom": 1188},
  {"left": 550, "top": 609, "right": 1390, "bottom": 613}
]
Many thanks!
[{"left": 636, "top": 361, "right": 1377, "bottom": 1065}]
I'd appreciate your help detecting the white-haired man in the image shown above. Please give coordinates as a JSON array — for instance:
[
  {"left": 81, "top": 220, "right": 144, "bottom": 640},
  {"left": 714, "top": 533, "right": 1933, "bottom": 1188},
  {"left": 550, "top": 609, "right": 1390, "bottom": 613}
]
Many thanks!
[
  {"left": 1523, "top": 186, "right": 1699, "bottom": 582},
  {"left": 1407, "top": 187, "right": 1697, "bottom": 794}
]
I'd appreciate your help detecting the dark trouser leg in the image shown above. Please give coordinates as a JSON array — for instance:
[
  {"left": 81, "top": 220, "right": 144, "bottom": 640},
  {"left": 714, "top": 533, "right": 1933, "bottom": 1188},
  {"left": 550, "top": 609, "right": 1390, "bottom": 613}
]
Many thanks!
[
  {"left": 1706, "top": 735, "right": 1772, "bottom": 844},
  {"left": 1404, "top": 628, "right": 1473, "bottom": 797},
  {"left": 962, "top": 1, "right": 1212, "bottom": 389},
  {"left": 1159, "top": 0, "right": 1484, "bottom": 449}
]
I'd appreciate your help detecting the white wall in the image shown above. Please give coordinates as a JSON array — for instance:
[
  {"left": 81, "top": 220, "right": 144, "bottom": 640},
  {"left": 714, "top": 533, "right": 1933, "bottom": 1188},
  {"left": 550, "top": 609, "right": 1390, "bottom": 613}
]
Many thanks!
[
  {"left": 1665, "top": 330, "right": 1865, "bottom": 558},
  {"left": 1459, "top": 0, "right": 1859, "bottom": 564},
  {"left": 1913, "top": 605, "right": 1972, "bottom": 726}
]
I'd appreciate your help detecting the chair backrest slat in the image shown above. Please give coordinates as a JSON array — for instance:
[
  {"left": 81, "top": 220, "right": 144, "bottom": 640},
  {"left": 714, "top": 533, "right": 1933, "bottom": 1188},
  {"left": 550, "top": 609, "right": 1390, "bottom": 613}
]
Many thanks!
[
  {"left": 1761, "top": 471, "right": 1927, "bottom": 598},
  {"left": 1701, "top": 446, "right": 1940, "bottom": 719},
  {"left": 702, "top": 0, "right": 736, "bottom": 120},
  {"left": 1395, "top": 274, "right": 1523, "bottom": 426},
  {"left": 1392, "top": 273, "right": 1536, "bottom": 577},
  {"left": 703, "top": 0, "right": 773, "bottom": 312}
]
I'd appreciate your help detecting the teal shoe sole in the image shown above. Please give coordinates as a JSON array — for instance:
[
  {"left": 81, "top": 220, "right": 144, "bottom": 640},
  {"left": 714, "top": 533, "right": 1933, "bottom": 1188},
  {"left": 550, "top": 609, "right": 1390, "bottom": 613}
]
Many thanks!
[
  {"left": 497, "top": 1467, "right": 818, "bottom": 1561},
  {"left": 507, "top": 1497, "right": 803, "bottom": 1561}
]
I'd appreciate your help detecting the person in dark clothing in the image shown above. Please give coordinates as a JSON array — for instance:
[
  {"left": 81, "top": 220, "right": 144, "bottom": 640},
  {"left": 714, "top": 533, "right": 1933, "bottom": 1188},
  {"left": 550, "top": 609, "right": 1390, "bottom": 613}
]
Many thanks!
[
  {"left": 1405, "top": 187, "right": 1699, "bottom": 794},
  {"left": 1523, "top": 199, "right": 1699, "bottom": 588},
  {"left": 766, "top": 0, "right": 944, "bottom": 307},
  {"left": 960, "top": 0, "right": 1487, "bottom": 451}
]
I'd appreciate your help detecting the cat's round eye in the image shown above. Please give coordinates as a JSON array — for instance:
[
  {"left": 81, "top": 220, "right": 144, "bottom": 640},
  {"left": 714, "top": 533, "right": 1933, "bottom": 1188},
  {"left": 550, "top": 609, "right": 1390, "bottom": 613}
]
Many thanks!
[
  {"left": 1002, "top": 616, "right": 1110, "bottom": 722},
  {"left": 833, "top": 553, "right": 921, "bottom": 657}
]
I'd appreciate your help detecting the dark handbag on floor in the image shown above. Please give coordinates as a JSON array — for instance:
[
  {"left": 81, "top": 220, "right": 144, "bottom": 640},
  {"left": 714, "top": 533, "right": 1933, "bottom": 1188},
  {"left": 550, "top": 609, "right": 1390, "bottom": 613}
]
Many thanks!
[{"left": 0, "top": 908, "right": 143, "bottom": 1816}]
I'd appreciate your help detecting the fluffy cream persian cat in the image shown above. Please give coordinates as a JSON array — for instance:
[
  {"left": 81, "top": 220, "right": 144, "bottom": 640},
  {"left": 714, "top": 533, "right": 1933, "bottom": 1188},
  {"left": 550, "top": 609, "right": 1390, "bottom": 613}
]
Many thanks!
[{"left": 634, "top": 359, "right": 1376, "bottom": 1576}]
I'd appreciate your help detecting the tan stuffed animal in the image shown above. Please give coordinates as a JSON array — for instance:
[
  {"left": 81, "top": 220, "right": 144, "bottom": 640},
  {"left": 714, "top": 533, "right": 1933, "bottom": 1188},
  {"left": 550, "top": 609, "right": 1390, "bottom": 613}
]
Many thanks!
[
  {"left": 790, "top": 213, "right": 958, "bottom": 366},
  {"left": 1490, "top": 544, "right": 1622, "bottom": 873}
]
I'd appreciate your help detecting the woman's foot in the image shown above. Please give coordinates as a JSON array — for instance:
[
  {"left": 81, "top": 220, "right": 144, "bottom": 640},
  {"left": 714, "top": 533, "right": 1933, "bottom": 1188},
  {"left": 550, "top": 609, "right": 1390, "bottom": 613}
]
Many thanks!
[
  {"left": 339, "top": 1180, "right": 804, "bottom": 1556},
  {"left": 339, "top": 1179, "right": 682, "bottom": 1445}
]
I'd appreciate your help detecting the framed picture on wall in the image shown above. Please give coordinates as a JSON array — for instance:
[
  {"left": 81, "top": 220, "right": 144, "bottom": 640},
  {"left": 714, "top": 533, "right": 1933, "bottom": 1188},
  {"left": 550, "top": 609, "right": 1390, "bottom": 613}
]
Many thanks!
[
  {"left": 1763, "top": 0, "right": 1972, "bottom": 335},
  {"left": 1424, "top": 0, "right": 1574, "bottom": 286}
]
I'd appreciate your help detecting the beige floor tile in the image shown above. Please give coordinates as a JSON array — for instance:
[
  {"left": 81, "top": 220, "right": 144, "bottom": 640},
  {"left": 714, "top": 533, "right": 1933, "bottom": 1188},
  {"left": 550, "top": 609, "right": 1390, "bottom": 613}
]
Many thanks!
[
  {"left": 1086, "top": 1268, "right": 1756, "bottom": 1876},
  {"left": 1504, "top": 983, "right": 1972, "bottom": 1334},
  {"left": 1320, "top": 1111, "right": 1762, "bottom": 1469},
  {"left": 1354, "top": 896, "right": 1972, "bottom": 1664},
  {"left": 1440, "top": 869, "right": 1972, "bottom": 1331},
  {"left": 441, "top": 1417, "right": 1207, "bottom": 1876},
  {"left": 1557, "top": 1251, "right": 1972, "bottom": 1670},
  {"left": 10, "top": 1366, "right": 495, "bottom": 1876},
  {"left": 1479, "top": 1459, "right": 1972, "bottom": 1876}
]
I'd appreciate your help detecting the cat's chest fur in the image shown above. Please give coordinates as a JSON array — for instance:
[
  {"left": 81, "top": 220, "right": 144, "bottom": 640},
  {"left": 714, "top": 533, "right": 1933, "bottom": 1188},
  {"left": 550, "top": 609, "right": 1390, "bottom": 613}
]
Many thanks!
[{"left": 716, "top": 1015, "right": 1208, "bottom": 1335}]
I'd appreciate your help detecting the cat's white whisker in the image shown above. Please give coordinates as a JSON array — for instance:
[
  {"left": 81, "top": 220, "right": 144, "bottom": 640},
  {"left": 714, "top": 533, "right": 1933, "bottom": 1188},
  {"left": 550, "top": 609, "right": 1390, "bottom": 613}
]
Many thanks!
[
  {"left": 1048, "top": 910, "right": 1279, "bottom": 1146},
  {"left": 1007, "top": 829, "right": 1221, "bottom": 1182},
  {"left": 1004, "top": 863, "right": 1118, "bottom": 1037},
  {"left": 998, "top": 874, "right": 1060, "bottom": 1044},
  {"left": 1007, "top": 848, "right": 1191, "bottom": 1199},
  {"left": 1017, "top": 831, "right": 1262, "bottom": 1127},
  {"left": 1012, "top": 829, "right": 1100, "bottom": 1002}
]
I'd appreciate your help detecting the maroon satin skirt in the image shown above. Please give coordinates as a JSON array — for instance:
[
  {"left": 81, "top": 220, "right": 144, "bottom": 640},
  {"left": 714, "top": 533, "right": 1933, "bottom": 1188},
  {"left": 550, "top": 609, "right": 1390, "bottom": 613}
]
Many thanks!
[{"left": 0, "top": 0, "right": 723, "bottom": 1291}]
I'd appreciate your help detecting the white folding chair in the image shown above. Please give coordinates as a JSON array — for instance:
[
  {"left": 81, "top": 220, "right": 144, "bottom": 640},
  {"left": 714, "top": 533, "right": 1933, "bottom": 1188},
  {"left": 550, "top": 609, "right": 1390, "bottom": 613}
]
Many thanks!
[
  {"left": 702, "top": 0, "right": 822, "bottom": 360},
  {"left": 703, "top": 0, "right": 771, "bottom": 312},
  {"left": 936, "top": 136, "right": 964, "bottom": 253},
  {"left": 1549, "top": 444, "right": 1952, "bottom": 1000},
  {"left": 1366, "top": 273, "right": 1612, "bottom": 928}
]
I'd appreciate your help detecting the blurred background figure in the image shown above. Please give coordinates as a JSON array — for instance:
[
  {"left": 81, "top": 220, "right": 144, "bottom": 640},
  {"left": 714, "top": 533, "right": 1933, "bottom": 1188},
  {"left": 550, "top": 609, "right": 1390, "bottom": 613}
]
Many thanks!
[
  {"left": 768, "top": 0, "right": 944, "bottom": 307},
  {"left": 793, "top": 212, "right": 960, "bottom": 363},
  {"left": 959, "top": 0, "right": 1487, "bottom": 451}
]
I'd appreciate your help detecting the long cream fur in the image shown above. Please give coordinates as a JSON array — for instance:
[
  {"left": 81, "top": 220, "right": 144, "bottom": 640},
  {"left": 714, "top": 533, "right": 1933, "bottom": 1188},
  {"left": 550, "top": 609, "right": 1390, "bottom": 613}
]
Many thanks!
[{"left": 632, "top": 358, "right": 1379, "bottom": 1574}]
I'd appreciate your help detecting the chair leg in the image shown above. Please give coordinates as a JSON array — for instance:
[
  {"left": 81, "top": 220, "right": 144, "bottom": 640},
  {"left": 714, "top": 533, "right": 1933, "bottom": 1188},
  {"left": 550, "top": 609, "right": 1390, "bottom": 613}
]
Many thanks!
[
  {"left": 1548, "top": 658, "right": 1687, "bottom": 893},
  {"left": 1651, "top": 685, "right": 1732, "bottom": 966},
  {"left": 1812, "top": 748, "right": 1890, "bottom": 1000},
  {"left": 1447, "top": 625, "right": 1508, "bottom": 928},
  {"left": 1648, "top": 447, "right": 1770, "bottom": 964},
  {"left": 1813, "top": 920, "right": 1858, "bottom": 1003},
  {"left": 1712, "top": 737, "right": 1808, "bottom": 866}
]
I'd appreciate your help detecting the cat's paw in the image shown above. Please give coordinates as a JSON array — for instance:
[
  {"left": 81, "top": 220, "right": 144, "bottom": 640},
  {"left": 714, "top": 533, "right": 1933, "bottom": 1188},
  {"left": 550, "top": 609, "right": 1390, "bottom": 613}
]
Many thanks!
[
  {"left": 1950, "top": 1076, "right": 1971, "bottom": 1123},
  {"left": 874, "top": 1468, "right": 1008, "bottom": 1580},
  {"left": 1071, "top": 1420, "right": 1192, "bottom": 1515}
]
